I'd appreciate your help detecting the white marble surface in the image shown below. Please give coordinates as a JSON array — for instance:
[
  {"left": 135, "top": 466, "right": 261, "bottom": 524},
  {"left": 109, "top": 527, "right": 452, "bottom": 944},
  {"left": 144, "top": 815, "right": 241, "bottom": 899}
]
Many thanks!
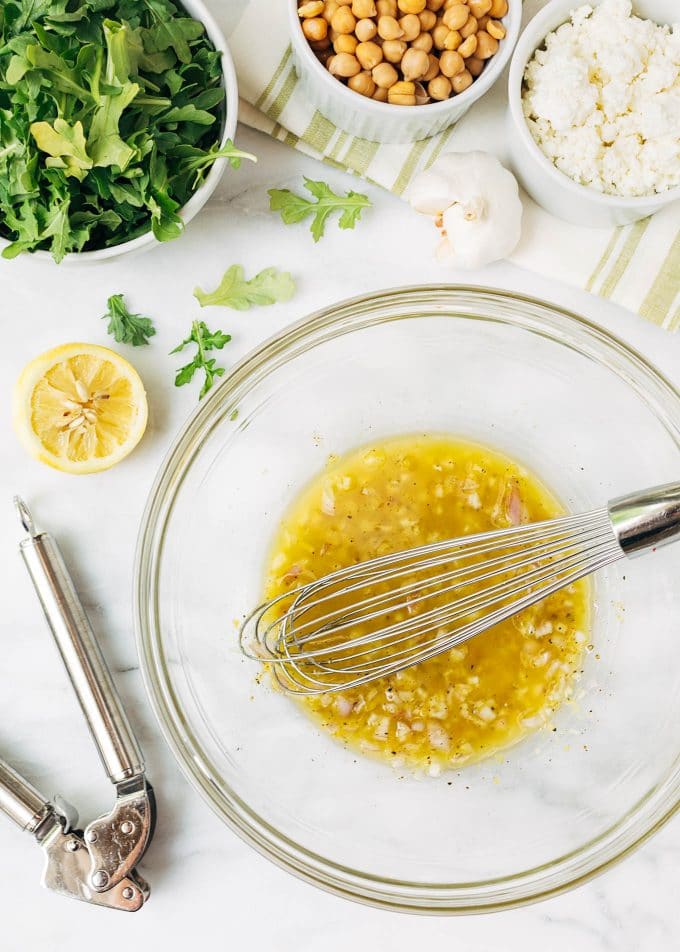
[{"left": 1, "top": 124, "right": 679, "bottom": 950}]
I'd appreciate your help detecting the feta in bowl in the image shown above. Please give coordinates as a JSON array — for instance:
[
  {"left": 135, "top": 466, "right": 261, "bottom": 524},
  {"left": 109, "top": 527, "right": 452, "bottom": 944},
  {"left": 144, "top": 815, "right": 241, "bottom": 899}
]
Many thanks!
[{"left": 507, "top": 0, "right": 680, "bottom": 227}]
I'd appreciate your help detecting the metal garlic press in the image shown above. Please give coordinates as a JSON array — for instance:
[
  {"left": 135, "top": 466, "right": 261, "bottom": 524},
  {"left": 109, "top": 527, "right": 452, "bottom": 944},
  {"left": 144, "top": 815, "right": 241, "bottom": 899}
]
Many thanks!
[{"left": 0, "top": 498, "right": 155, "bottom": 912}]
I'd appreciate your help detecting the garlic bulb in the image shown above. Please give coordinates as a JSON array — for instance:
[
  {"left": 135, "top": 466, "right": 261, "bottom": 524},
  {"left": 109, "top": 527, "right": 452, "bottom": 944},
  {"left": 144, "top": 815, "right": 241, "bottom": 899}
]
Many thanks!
[{"left": 408, "top": 151, "right": 523, "bottom": 270}]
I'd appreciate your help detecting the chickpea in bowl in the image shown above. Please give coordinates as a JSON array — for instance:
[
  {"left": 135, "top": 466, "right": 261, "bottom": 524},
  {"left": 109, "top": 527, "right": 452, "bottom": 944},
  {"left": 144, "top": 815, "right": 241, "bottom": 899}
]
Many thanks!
[{"left": 287, "top": 0, "right": 522, "bottom": 142}]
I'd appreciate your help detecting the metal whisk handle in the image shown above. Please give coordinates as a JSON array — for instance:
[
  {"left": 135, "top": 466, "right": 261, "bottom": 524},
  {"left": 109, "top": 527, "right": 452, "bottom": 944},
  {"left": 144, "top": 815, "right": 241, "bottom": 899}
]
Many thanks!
[{"left": 609, "top": 481, "right": 680, "bottom": 557}]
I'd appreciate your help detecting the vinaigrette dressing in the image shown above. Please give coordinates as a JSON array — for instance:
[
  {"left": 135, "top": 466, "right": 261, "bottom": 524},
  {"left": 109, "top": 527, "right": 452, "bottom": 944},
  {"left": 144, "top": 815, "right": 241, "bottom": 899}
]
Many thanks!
[{"left": 264, "top": 435, "right": 589, "bottom": 773}]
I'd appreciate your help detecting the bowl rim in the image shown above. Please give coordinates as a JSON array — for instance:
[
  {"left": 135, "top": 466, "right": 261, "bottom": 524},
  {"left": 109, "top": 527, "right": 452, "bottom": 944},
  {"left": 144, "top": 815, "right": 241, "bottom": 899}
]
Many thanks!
[
  {"left": 507, "top": 0, "right": 680, "bottom": 209},
  {"left": 287, "top": 0, "right": 523, "bottom": 118},
  {"left": 0, "top": 0, "right": 238, "bottom": 264},
  {"left": 135, "top": 284, "right": 680, "bottom": 914}
]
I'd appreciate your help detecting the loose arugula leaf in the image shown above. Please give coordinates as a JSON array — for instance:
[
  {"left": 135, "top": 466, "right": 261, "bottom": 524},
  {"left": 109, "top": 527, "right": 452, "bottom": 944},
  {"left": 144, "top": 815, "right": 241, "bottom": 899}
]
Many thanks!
[
  {"left": 194, "top": 265, "right": 295, "bottom": 311},
  {"left": 101, "top": 293, "right": 156, "bottom": 346},
  {"left": 171, "top": 320, "right": 231, "bottom": 398},
  {"left": 0, "top": 0, "right": 255, "bottom": 261},
  {"left": 268, "top": 178, "right": 371, "bottom": 242}
]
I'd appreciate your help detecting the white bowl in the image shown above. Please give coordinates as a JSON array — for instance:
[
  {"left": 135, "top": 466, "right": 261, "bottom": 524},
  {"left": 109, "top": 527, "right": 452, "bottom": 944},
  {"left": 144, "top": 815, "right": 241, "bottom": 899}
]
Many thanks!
[
  {"left": 0, "top": 0, "right": 238, "bottom": 264},
  {"left": 507, "top": 0, "right": 680, "bottom": 228},
  {"left": 288, "top": 0, "right": 522, "bottom": 144}
]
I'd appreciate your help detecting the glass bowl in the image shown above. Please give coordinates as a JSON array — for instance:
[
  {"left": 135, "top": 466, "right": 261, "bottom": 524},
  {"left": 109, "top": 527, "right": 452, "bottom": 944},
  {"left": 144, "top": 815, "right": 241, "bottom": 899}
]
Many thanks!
[{"left": 135, "top": 286, "right": 680, "bottom": 913}]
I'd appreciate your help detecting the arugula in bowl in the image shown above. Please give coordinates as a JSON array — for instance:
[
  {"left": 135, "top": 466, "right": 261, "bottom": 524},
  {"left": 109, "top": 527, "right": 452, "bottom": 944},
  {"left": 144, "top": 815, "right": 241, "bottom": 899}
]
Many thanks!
[{"left": 0, "top": 0, "right": 253, "bottom": 262}]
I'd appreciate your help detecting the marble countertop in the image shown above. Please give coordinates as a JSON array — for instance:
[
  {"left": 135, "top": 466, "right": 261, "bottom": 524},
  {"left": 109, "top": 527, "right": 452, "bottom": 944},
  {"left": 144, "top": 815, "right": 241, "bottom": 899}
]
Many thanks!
[{"left": 1, "top": 124, "right": 679, "bottom": 951}]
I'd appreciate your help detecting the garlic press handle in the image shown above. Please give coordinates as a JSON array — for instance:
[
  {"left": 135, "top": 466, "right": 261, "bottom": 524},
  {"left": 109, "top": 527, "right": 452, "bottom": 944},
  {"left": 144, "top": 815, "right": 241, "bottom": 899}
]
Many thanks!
[
  {"left": 0, "top": 757, "right": 51, "bottom": 833},
  {"left": 17, "top": 501, "right": 144, "bottom": 787}
]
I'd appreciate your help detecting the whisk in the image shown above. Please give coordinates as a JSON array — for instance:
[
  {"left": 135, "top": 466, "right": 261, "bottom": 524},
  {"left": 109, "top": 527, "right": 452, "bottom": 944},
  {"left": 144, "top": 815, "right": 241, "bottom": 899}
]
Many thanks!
[{"left": 239, "top": 482, "right": 680, "bottom": 695}]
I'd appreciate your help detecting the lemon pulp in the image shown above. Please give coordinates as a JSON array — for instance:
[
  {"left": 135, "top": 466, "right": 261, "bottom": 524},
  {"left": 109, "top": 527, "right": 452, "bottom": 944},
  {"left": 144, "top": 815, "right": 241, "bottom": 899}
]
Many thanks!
[{"left": 264, "top": 435, "right": 590, "bottom": 773}]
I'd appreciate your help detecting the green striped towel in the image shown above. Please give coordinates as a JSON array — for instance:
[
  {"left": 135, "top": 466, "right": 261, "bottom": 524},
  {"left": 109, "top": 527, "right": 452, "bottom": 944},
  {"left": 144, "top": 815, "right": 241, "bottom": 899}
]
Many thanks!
[{"left": 219, "top": 1, "right": 680, "bottom": 331}]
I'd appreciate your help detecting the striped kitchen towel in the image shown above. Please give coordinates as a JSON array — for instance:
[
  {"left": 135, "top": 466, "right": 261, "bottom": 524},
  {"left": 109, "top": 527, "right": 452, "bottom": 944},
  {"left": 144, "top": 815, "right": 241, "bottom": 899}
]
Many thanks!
[{"left": 217, "top": 0, "right": 680, "bottom": 331}]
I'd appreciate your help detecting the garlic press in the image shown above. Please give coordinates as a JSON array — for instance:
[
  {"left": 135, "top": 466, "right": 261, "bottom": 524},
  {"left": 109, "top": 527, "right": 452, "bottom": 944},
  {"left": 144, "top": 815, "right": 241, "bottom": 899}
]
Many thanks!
[{"left": 0, "top": 498, "right": 155, "bottom": 912}]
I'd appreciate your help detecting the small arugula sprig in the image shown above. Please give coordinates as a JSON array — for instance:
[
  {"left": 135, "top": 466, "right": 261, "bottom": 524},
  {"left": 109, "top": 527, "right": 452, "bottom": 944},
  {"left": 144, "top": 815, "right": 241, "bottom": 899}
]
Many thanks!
[
  {"left": 194, "top": 264, "right": 295, "bottom": 310},
  {"left": 171, "top": 320, "right": 231, "bottom": 398},
  {"left": 102, "top": 294, "right": 156, "bottom": 347},
  {"left": 268, "top": 178, "right": 371, "bottom": 242}
]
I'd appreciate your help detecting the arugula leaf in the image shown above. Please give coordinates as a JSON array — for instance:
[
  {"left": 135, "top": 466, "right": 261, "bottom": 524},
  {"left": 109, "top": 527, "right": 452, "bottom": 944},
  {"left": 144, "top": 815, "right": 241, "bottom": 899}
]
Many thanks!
[
  {"left": 268, "top": 178, "right": 371, "bottom": 242},
  {"left": 30, "top": 118, "right": 92, "bottom": 180},
  {"left": 171, "top": 320, "right": 231, "bottom": 398},
  {"left": 101, "top": 293, "right": 156, "bottom": 346},
  {"left": 149, "top": 188, "right": 182, "bottom": 242},
  {"left": 194, "top": 265, "right": 295, "bottom": 311},
  {"left": 41, "top": 196, "right": 72, "bottom": 264}
]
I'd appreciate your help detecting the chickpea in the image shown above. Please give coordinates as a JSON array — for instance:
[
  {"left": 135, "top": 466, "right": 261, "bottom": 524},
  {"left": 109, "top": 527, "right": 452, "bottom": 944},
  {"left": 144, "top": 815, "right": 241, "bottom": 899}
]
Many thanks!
[
  {"left": 355, "top": 17, "right": 378, "bottom": 40},
  {"left": 388, "top": 79, "right": 417, "bottom": 103},
  {"left": 460, "top": 15, "right": 479, "bottom": 38},
  {"left": 372, "top": 60, "right": 399, "bottom": 86},
  {"left": 328, "top": 51, "right": 362, "bottom": 75},
  {"left": 486, "top": 18, "right": 506, "bottom": 39},
  {"left": 330, "top": 6, "right": 356, "bottom": 32},
  {"left": 475, "top": 30, "right": 498, "bottom": 57},
  {"left": 377, "top": 14, "right": 404, "bottom": 38},
  {"left": 302, "top": 16, "right": 328, "bottom": 40},
  {"left": 439, "top": 49, "right": 464, "bottom": 76},
  {"left": 466, "top": 55, "right": 484, "bottom": 76},
  {"left": 428, "top": 74, "right": 452, "bottom": 99},
  {"left": 442, "top": 3, "right": 468, "bottom": 30},
  {"left": 423, "top": 53, "right": 440, "bottom": 80},
  {"left": 382, "top": 38, "right": 407, "bottom": 61},
  {"left": 401, "top": 46, "right": 430, "bottom": 80},
  {"left": 348, "top": 69, "right": 376, "bottom": 96},
  {"left": 443, "top": 28, "right": 462, "bottom": 49},
  {"left": 432, "top": 23, "right": 450, "bottom": 49},
  {"left": 298, "top": 1, "right": 325, "bottom": 17},
  {"left": 457, "top": 33, "right": 477, "bottom": 57},
  {"left": 468, "top": 0, "right": 492, "bottom": 16},
  {"left": 334, "top": 32, "right": 358, "bottom": 52},
  {"left": 310, "top": 36, "right": 331, "bottom": 51},
  {"left": 336, "top": 0, "right": 353, "bottom": 4},
  {"left": 376, "top": 0, "right": 397, "bottom": 13},
  {"left": 419, "top": 9, "right": 437, "bottom": 29},
  {"left": 427, "top": 0, "right": 446, "bottom": 10},
  {"left": 372, "top": 85, "right": 389, "bottom": 100},
  {"left": 489, "top": 0, "right": 508, "bottom": 15},
  {"left": 356, "top": 39, "right": 383, "bottom": 68},
  {"left": 397, "top": 0, "right": 426, "bottom": 12},
  {"left": 451, "top": 68, "right": 473, "bottom": 93},
  {"left": 322, "top": 0, "right": 339, "bottom": 20},
  {"left": 352, "top": 0, "right": 376, "bottom": 15},
  {"left": 399, "top": 13, "right": 421, "bottom": 40},
  {"left": 411, "top": 31, "right": 433, "bottom": 51}
]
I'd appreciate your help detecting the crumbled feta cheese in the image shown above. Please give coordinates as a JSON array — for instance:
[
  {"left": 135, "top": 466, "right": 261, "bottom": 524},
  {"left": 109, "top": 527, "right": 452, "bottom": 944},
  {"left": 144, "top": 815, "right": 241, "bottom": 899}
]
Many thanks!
[{"left": 522, "top": 0, "right": 680, "bottom": 196}]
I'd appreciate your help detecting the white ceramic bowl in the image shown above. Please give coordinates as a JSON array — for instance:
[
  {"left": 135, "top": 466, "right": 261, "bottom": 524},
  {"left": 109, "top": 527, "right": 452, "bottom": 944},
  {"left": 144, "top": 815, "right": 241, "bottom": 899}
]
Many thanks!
[
  {"left": 0, "top": 0, "right": 238, "bottom": 264},
  {"left": 507, "top": 0, "right": 680, "bottom": 228},
  {"left": 288, "top": 0, "right": 522, "bottom": 144}
]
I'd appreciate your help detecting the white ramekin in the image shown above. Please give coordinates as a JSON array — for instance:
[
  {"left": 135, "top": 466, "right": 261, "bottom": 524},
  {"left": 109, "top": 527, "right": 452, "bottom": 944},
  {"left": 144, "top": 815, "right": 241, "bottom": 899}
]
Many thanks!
[
  {"left": 507, "top": 0, "right": 680, "bottom": 228},
  {"left": 0, "top": 0, "right": 238, "bottom": 264},
  {"left": 288, "top": 0, "right": 523, "bottom": 144}
]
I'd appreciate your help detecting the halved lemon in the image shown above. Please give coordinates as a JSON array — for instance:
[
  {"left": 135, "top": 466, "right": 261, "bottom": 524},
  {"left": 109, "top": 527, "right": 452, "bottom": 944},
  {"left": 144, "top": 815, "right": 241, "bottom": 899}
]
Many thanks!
[{"left": 13, "top": 343, "right": 148, "bottom": 474}]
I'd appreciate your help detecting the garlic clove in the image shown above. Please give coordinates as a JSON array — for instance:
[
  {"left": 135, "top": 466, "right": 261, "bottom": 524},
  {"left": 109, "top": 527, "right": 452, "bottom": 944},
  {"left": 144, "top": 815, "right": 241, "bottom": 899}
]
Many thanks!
[{"left": 406, "top": 168, "right": 459, "bottom": 216}]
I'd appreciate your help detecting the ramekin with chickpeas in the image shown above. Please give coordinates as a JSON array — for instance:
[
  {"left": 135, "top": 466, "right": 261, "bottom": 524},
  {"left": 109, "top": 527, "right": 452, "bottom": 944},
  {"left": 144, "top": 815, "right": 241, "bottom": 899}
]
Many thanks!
[{"left": 287, "top": 0, "right": 521, "bottom": 142}]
